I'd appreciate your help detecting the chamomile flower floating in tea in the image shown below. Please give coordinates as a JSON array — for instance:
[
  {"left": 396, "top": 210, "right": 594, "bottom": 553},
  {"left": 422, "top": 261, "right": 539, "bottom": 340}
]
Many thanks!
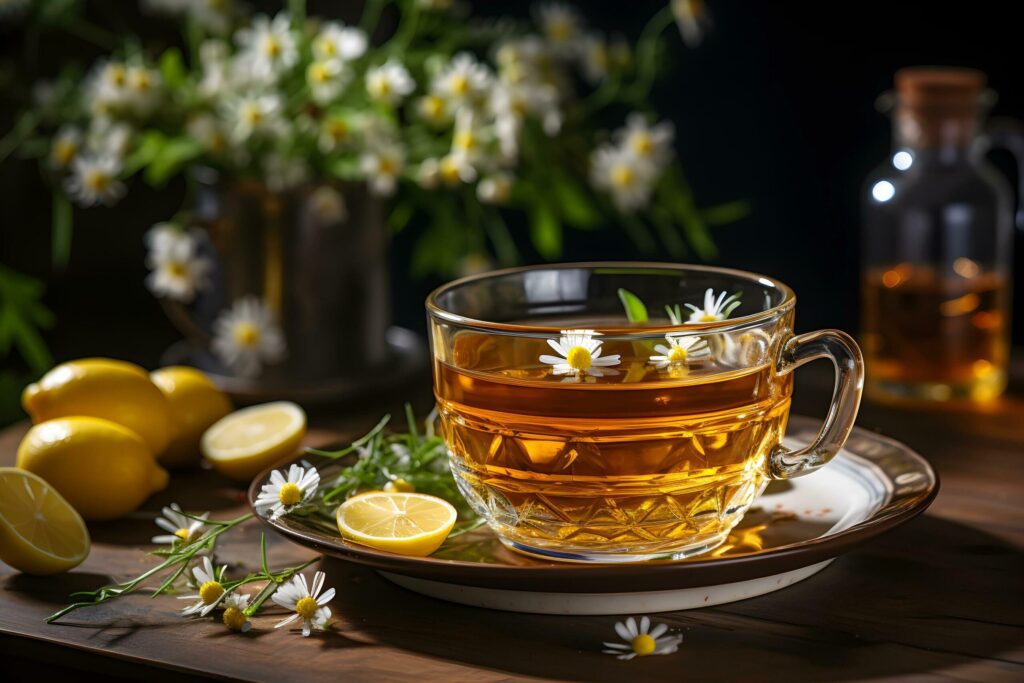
[
  {"left": 272, "top": 571, "right": 334, "bottom": 637},
  {"left": 254, "top": 463, "right": 320, "bottom": 520},
  {"left": 211, "top": 297, "right": 287, "bottom": 377},
  {"left": 152, "top": 503, "right": 210, "bottom": 547},
  {"left": 602, "top": 616, "right": 683, "bottom": 660},
  {"left": 179, "top": 557, "right": 229, "bottom": 616},
  {"left": 648, "top": 334, "right": 710, "bottom": 370},
  {"left": 539, "top": 329, "right": 621, "bottom": 380},
  {"left": 666, "top": 288, "right": 742, "bottom": 324},
  {"left": 221, "top": 593, "right": 253, "bottom": 633}
]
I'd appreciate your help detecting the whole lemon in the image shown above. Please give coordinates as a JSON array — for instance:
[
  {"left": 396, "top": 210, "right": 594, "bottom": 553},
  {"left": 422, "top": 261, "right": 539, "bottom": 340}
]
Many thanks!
[
  {"left": 22, "top": 358, "right": 174, "bottom": 456},
  {"left": 150, "top": 366, "right": 233, "bottom": 469},
  {"left": 16, "top": 417, "right": 169, "bottom": 521}
]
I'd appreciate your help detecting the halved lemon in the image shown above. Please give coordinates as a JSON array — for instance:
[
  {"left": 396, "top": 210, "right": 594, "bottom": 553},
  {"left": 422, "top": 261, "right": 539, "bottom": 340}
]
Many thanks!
[
  {"left": 0, "top": 467, "right": 90, "bottom": 575},
  {"left": 336, "top": 492, "right": 457, "bottom": 557},
  {"left": 200, "top": 402, "right": 306, "bottom": 482}
]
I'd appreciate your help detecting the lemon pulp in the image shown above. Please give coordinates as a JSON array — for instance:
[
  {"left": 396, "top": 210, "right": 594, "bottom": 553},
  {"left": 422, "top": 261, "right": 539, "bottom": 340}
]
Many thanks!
[
  {"left": 336, "top": 492, "right": 457, "bottom": 557},
  {"left": 0, "top": 467, "right": 90, "bottom": 575},
  {"left": 200, "top": 402, "right": 306, "bottom": 481}
]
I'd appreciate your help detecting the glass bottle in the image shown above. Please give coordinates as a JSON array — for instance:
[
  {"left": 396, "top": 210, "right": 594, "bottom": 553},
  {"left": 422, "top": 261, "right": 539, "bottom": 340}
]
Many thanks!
[{"left": 861, "top": 67, "right": 1016, "bottom": 402}]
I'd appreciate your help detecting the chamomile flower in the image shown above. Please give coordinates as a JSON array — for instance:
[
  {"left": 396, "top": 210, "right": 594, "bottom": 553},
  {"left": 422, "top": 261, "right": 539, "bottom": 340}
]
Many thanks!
[
  {"left": 431, "top": 52, "right": 492, "bottom": 107},
  {"left": 477, "top": 172, "right": 514, "bottom": 204},
  {"left": 312, "top": 22, "right": 367, "bottom": 61},
  {"left": 671, "top": 0, "right": 712, "bottom": 48},
  {"left": 64, "top": 155, "right": 126, "bottom": 207},
  {"left": 191, "top": 0, "right": 236, "bottom": 35},
  {"left": 648, "top": 334, "right": 709, "bottom": 370},
  {"left": 86, "top": 59, "right": 131, "bottom": 115},
  {"left": 416, "top": 94, "right": 451, "bottom": 127},
  {"left": 152, "top": 503, "right": 210, "bottom": 546},
  {"left": 318, "top": 115, "right": 354, "bottom": 153},
  {"left": 539, "top": 329, "right": 621, "bottom": 380},
  {"left": 590, "top": 144, "right": 657, "bottom": 212},
  {"left": 535, "top": 3, "right": 584, "bottom": 56},
  {"left": 125, "top": 62, "right": 163, "bottom": 116},
  {"left": 211, "top": 296, "right": 287, "bottom": 377},
  {"left": 579, "top": 34, "right": 611, "bottom": 83},
  {"left": 145, "top": 222, "right": 191, "bottom": 259},
  {"left": 187, "top": 113, "right": 229, "bottom": 155},
  {"left": 365, "top": 59, "right": 415, "bottom": 105},
  {"left": 235, "top": 13, "right": 298, "bottom": 82},
  {"left": 271, "top": 571, "right": 334, "bottom": 637},
  {"left": 86, "top": 119, "right": 134, "bottom": 159},
  {"left": 225, "top": 92, "right": 283, "bottom": 142},
  {"left": 49, "top": 126, "right": 81, "bottom": 170},
  {"left": 254, "top": 463, "right": 320, "bottom": 520},
  {"left": 682, "top": 288, "right": 742, "bottom": 323},
  {"left": 602, "top": 616, "right": 682, "bottom": 660},
  {"left": 616, "top": 113, "right": 675, "bottom": 168},
  {"left": 222, "top": 592, "right": 253, "bottom": 633},
  {"left": 359, "top": 140, "right": 406, "bottom": 197},
  {"left": 450, "top": 109, "right": 488, "bottom": 161},
  {"left": 306, "top": 58, "right": 350, "bottom": 104},
  {"left": 179, "top": 557, "right": 229, "bottom": 616},
  {"left": 145, "top": 229, "right": 212, "bottom": 303}
]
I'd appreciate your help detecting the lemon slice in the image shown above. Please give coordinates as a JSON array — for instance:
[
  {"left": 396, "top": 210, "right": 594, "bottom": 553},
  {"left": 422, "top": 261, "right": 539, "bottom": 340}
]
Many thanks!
[
  {"left": 336, "top": 492, "right": 457, "bottom": 557},
  {"left": 201, "top": 402, "right": 306, "bottom": 482},
  {"left": 0, "top": 467, "right": 90, "bottom": 575}
]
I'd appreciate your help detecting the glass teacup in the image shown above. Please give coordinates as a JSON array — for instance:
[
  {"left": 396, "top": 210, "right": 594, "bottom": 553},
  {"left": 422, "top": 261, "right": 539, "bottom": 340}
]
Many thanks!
[{"left": 427, "top": 263, "right": 863, "bottom": 562}]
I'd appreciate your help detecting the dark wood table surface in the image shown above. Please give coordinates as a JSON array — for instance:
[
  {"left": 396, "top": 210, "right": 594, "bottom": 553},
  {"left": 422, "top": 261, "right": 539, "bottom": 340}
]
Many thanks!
[{"left": 2, "top": 362, "right": 1022, "bottom": 682}]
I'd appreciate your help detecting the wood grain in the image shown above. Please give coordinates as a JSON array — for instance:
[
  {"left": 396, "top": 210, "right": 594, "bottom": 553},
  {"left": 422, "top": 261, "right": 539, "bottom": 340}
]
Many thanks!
[{"left": 2, "top": 364, "right": 1022, "bottom": 682}]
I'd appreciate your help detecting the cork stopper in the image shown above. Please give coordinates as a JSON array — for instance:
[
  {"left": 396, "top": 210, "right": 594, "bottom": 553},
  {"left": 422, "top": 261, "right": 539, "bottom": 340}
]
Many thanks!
[{"left": 894, "top": 67, "right": 985, "bottom": 148}]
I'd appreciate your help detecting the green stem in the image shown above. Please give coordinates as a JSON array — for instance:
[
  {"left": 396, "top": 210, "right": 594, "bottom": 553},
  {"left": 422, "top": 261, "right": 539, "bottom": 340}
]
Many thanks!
[
  {"left": 359, "top": 0, "right": 388, "bottom": 36},
  {"left": 244, "top": 558, "right": 318, "bottom": 616},
  {"left": 0, "top": 112, "right": 38, "bottom": 166},
  {"left": 63, "top": 20, "right": 119, "bottom": 51},
  {"left": 622, "top": 5, "right": 675, "bottom": 103}
]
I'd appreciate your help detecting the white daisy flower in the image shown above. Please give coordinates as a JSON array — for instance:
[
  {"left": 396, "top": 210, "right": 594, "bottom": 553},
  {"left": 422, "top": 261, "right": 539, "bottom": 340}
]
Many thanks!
[
  {"left": 477, "top": 172, "right": 514, "bottom": 204},
  {"left": 589, "top": 144, "right": 657, "bottom": 212},
  {"left": 431, "top": 52, "right": 492, "bottom": 107},
  {"left": 450, "top": 109, "right": 489, "bottom": 161},
  {"left": 64, "top": 155, "right": 126, "bottom": 207},
  {"left": 125, "top": 62, "right": 163, "bottom": 116},
  {"left": 359, "top": 140, "right": 406, "bottom": 197},
  {"left": 535, "top": 3, "right": 584, "bottom": 55},
  {"left": 85, "top": 59, "right": 131, "bottom": 116},
  {"left": 365, "top": 59, "right": 415, "bottom": 105},
  {"left": 178, "top": 557, "right": 229, "bottom": 616},
  {"left": 440, "top": 154, "right": 478, "bottom": 187},
  {"left": 648, "top": 334, "right": 710, "bottom": 370},
  {"left": 187, "top": 113, "right": 229, "bottom": 155},
  {"left": 539, "top": 329, "right": 621, "bottom": 380},
  {"left": 616, "top": 113, "right": 675, "bottom": 168},
  {"left": 255, "top": 463, "right": 320, "bottom": 520},
  {"left": 671, "top": 0, "right": 712, "bottom": 48},
  {"left": 306, "top": 58, "right": 350, "bottom": 104},
  {"left": 86, "top": 119, "right": 134, "bottom": 160},
  {"left": 197, "top": 40, "right": 233, "bottom": 99},
  {"left": 312, "top": 22, "right": 367, "bottom": 61},
  {"left": 680, "top": 288, "right": 742, "bottom": 323},
  {"left": 579, "top": 34, "right": 611, "bottom": 84},
  {"left": 318, "top": 115, "right": 354, "bottom": 153},
  {"left": 263, "top": 153, "right": 309, "bottom": 192},
  {"left": 235, "top": 13, "right": 298, "bottom": 82},
  {"left": 416, "top": 94, "right": 451, "bottom": 127},
  {"left": 191, "top": 0, "right": 235, "bottom": 35},
  {"left": 211, "top": 296, "right": 287, "bottom": 377},
  {"left": 272, "top": 570, "right": 334, "bottom": 637},
  {"left": 602, "top": 616, "right": 683, "bottom": 660},
  {"left": 49, "top": 126, "right": 82, "bottom": 170},
  {"left": 152, "top": 503, "right": 210, "bottom": 546},
  {"left": 224, "top": 92, "right": 284, "bottom": 142},
  {"left": 145, "top": 224, "right": 211, "bottom": 303},
  {"left": 222, "top": 592, "right": 253, "bottom": 632}
]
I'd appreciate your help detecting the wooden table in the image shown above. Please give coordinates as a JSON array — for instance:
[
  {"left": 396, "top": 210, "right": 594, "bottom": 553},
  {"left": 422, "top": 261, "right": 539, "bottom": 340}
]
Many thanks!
[{"left": 2, "top": 364, "right": 1022, "bottom": 682}]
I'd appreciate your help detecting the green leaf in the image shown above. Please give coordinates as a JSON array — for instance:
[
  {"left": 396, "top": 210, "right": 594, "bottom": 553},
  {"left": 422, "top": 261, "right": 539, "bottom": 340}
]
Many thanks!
[
  {"left": 52, "top": 193, "right": 73, "bottom": 270},
  {"left": 617, "top": 288, "right": 648, "bottom": 323},
  {"left": 529, "top": 204, "right": 562, "bottom": 260},
  {"left": 144, "top": 137, "right": 204, "bottom": 186},
  {"left": 327, "top": 156, "right": 362, "bottom": 181},
  {"left": 123, "top": 131, "right": 167, "bottom": 176},
  {"left": 700, "top": 200, "right": 751, "bottom": 225},
  {"left": 0, "top": 266, "right": 54, "bottom": 375},
  {"left": 158, "top": 48, "right": 188, "bottom": 91},
  {"left": 553, "top": 177, "right": 600, "bottom": 229},
  {"left": 388, "top": 200, "right": 415, "bottom": 233}
]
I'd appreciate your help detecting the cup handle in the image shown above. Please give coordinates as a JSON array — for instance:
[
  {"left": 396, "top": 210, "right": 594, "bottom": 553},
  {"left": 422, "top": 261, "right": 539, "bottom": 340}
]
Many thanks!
[{"left": 769, "top": 330, "right": 865, "bottom": 479}]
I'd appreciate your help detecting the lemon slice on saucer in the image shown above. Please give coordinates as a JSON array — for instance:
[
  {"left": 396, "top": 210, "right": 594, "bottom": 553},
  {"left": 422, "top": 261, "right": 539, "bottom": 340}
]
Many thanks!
[
  {"left": 201, "top": 402, "right": 306, "bottom": 481},
  {"left": 0, "top": 467, "right": 90, "bottom": 575},
  {"left": 336, "top": 492, "right": 457, "bottom": 557}
]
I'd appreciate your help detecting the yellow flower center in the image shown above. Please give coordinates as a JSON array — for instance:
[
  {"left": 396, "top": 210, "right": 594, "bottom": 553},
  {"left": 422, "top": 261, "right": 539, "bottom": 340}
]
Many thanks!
[
  {"left": 278, "top": 482, "right": 303, "bottom": 506},
  {"left": 131, "top": 70, "right": 152, "bottom": 91},
  {"left": 166, "top": 260, "right": 188, "bottom": 278},
  {"left": 374, "top": 78, "right": 392, "bottom": 97},
  {"left": 611, "top": 164, "right": 634, "bottom": 188},
  {"left": 451, "top": 74, "right": 469, "bottom": 95},
  {"left": 223, "top": 607, "right": 248, "bottom": 631},
  {"left": 53, "top": 140, "right": 77, "bottom": 167},
  {"left": 107, "top": 65, "right": 127, "bottom": 87},
  {"left": 453, "top": 130, "right": 477, "bottom": 152},
  {"left": 263, "top": 36, "right": 282, "bottom": 59},
  {"left": 327, "top": 120, "right": 349, "bottom": 141},
  {"left": 319, "top": 38, "right": 337, "bottom": 56},
  {"left": 199, "top": 580, "right": 224, "bottom": 605},
  {"left": 631, "top": 133, "right": 653, "bottom": 156},
  {"left": 699, "top": 313, "right": 718, "bottom": 322},
  {"left": 668, "top": 346, "right": 689, "bottom": 363},
  {"left": 233, "top": 322, "right": 261, "bottom": 347},
  {"left": 421, "top": 95, "right": 445, "bottom": 120},
  {"left": 548, "top": 20, "right": 572, "bottom": 43},
  {"left": 377, "top": 156, "right": 398, "bottom": 176},
  {"left": 174, "top": 527, "right": 193, "bottom": 541},
  {"left": 632, "top": 634, "right": 656, "bottom": 656},
  {"left": 590, "top": 44, "right": 610, "bottom": 70},
  {"left": 565, "top": 345, "right": 592, "bottom": 372},
  {"left": 84, "top": 170, "right": 111, "bottom": 192},
  {"left": 439, "top": 157, "right": 462, "bottom": 184},
  {"left": 309, "top": 63, "right": 330, "bottom": 83},
  {"left": 295, "top": 595, "right": 319, "bottom": 620},
  {"left": 241, "top": 104, "right": 263, "bottom": 126}
]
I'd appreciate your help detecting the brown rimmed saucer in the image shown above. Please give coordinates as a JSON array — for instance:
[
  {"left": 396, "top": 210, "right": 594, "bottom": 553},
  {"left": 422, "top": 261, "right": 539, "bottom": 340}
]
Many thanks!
[{"left": 249, "top": 415, "right": 938, "bottom": 614}]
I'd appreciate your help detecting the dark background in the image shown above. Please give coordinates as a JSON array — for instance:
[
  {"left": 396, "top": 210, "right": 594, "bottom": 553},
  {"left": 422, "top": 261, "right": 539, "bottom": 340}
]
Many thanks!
[{"left": 1, "top": 0, "right": 1022, "bottom": 373}]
